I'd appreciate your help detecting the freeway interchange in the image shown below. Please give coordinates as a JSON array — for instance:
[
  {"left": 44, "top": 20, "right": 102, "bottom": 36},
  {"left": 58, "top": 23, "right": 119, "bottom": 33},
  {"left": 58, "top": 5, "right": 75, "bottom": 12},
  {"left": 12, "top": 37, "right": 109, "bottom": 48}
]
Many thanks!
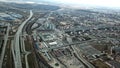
[
  {"left": 12, "top": 10, "right": 33, "bottom": 68},
  {"left": 1, "top": 6, "right": 119, "bottom": 68},
  {"left": 11, "top": 10, "right": 95, "bottom": 68},
  {"left": 0, "top": 9, "right": 98, "bottom": 68}
]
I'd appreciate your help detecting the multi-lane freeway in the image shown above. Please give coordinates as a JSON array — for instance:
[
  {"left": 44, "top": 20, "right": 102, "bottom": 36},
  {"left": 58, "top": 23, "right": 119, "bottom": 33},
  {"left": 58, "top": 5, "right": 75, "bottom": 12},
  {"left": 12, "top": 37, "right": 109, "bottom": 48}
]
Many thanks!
[{"left": 12, "top": 10, "right": 33, "bottom": 68}]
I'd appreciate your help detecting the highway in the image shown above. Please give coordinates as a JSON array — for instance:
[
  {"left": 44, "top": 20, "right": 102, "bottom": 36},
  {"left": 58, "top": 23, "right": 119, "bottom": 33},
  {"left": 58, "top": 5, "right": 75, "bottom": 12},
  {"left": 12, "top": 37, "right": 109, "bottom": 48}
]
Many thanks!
[
  {"left": 0, "top": 23, "right": 10, "bottom": 68},
  {"left": 37, "top": 39, "right": 96, "bottom": 68},
  {"left": 12, "top": 10, "right": 33, "bottom": 68},
  {"left": 38, "top": 39, "right": 97, "bottom": 52},
  {"left": 72, "top": 45, "right": 95, "bottom": 68},
  {"left": 20, "top": 36, "right": 30, "bottom": 68}
]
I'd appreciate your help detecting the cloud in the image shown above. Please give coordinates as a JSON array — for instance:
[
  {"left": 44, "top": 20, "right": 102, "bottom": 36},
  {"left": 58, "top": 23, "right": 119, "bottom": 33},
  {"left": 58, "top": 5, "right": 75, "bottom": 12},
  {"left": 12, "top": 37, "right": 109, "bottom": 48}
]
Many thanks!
[
  {"left": 49, "top": 0, "right": 120, "bottom": 7},
  {"left": 0, "top": 0, "right": 120, "bottom": 8}
]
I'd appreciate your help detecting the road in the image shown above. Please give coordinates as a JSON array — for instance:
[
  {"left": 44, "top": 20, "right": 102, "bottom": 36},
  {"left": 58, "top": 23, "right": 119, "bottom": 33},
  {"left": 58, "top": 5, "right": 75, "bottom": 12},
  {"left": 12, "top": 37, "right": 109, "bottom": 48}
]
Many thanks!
[
  {"left": 20, "top": 36, "right": 30, "bottom": 68},
  {"left": 0, "top": 24, "right": 10, "bottom": 68},
  {"left": 72, "top": 45, "right": 95, "bottom": 68},
  {"left": 39, "top": 39, "right": 97, "bottom": 52},
  {"left": 12, "top": 10, "right": 33, "bottom": 68}
]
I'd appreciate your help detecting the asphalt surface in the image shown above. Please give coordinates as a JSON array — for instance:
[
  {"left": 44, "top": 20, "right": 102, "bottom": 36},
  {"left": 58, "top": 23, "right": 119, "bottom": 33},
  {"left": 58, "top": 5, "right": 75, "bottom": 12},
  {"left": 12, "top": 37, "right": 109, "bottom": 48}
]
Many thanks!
[
  {"left": 0, "top": 24, "right": 10, "bottom": 68},
  {"left": 12, "top": 10, "right": 33, "bottom": 68}
]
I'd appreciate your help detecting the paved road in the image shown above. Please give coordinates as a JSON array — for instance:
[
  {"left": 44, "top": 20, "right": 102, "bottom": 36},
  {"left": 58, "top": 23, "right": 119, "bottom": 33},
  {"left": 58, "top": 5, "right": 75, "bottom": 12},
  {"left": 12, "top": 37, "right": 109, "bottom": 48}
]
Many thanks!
[
  {"left": 20, "top": 36, "right": 30, "bottom": 68},
  {"left": 0, "top": 24, "right": 10, "bottom": 68},
  {"left": 12, "top": 10, "right": 33, "bottom": 68},
  {"left": 72, "top": 45, "right": 95, "bottom": 68},
  {"left": 39, "top": 39, "right": 97, "bottom": 52}
]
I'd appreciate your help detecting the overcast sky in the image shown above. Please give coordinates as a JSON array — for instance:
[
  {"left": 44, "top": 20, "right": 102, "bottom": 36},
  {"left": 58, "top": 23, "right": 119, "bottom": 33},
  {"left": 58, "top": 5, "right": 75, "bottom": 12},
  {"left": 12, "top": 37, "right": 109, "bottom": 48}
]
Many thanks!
[{"left": 1, "top": 0, "right": 120, "bottom": 8}]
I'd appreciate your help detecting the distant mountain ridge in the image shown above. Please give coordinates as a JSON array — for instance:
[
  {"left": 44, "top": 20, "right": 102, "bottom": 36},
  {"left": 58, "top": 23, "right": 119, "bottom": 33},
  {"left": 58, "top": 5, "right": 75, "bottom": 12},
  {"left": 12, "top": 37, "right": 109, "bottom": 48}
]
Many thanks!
[{"left": 0, "top": 2, "right": 60, "bottom": 11}]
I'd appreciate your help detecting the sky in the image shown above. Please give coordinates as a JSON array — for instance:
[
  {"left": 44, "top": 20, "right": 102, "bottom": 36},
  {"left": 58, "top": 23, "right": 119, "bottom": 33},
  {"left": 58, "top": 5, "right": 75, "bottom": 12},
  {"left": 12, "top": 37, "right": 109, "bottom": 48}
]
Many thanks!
[
  {"left": 1, "top": 0, "right": 120, "bottom": 8},
  {"left": 44, "top": 0, "right": 120, "bottom": 8}
]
